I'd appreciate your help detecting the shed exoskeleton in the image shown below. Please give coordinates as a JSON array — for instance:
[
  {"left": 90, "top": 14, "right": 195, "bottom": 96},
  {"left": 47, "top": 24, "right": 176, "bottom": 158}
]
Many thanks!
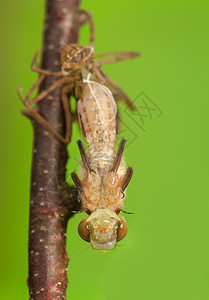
[{"left": 18, "top": 10, "right": 139, "bottom": 144}]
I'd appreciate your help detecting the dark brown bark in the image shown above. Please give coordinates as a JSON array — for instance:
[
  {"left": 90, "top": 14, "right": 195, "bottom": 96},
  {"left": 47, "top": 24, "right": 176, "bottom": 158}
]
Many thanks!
[{"left": 28, "top": 1, "right": 81, "bottom": 299}]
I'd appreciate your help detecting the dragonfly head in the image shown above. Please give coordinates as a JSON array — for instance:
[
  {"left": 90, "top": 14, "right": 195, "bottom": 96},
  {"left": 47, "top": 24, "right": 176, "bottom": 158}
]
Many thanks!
[
  {"left": 61, "top": 44, "right": 94, "bottom": 75},
  {"left": 78, "top": 209, "right": 128, "bottom": 250}
]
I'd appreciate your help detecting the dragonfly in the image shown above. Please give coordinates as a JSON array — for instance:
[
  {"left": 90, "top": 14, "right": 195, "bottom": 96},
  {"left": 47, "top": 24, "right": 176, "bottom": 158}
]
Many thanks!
[{"left": 18, "top": 10, "right": 139, "bottom": 250}]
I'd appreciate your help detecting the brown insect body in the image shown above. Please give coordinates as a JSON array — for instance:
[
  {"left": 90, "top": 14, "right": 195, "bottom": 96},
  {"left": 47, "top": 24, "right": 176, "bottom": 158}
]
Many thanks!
[
  {"left": 18, "top": 11, "right": 139, "bottom": 250},
  {"left": 61, "top": 44, "right": 94, "bottom": 74}
]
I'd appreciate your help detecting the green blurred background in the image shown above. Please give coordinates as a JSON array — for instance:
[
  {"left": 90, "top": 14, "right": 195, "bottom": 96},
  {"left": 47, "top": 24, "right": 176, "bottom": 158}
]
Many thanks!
[{"left": 1, "top": 0, "right": 209, "bottom": 299}]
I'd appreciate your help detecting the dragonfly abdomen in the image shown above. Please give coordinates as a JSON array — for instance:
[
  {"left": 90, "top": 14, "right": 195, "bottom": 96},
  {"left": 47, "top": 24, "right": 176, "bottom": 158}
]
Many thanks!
[{"left": 78, "top": 80, "right": 117, "bottom": 172}]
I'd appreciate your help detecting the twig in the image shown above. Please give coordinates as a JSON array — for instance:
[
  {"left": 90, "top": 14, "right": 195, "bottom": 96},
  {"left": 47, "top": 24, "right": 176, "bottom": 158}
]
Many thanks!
[{"left": 27, "top": 0, "right": 81, "bottom": 299}]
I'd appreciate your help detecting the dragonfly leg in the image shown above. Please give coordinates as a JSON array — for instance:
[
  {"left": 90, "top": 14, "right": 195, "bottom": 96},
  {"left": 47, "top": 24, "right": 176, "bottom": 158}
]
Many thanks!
[
  {"left": 30, "top": 50, "right": 63, "bottom": 77},
  {"left": 21, "top": 77, "right": 70, "bottom": 106},
  {"left": 94, "top": 51, "right": 140, "bottom": 68},
  {"left": 94, "top": 68, "right": 106, "bottom": 84},
  {"left": 17, "top": 77, "right": 72, "bottom": 144},
  {"left": 97, "top": 70, "right": 136, "bottom": 111},
  {"left": 61, "top": 84, "right": 73, "bottom": 143},
  {"left": 79, "top": 9, "right": 95, "bottom": 46},
  {"left": 25, "top": 74, "right": 46, "bottom": 102},
  {"left": 18, "top": 88, "right": 67, "bottom": 143}
]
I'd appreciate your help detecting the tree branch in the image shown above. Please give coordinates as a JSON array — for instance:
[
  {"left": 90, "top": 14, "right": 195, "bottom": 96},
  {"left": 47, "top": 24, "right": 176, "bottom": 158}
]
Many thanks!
[{"left": 28, "top": 0, "right": 81, "bottom": 299}]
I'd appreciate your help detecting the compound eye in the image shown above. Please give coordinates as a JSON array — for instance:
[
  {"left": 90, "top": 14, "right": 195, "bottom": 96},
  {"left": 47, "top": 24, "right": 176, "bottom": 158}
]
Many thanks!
[
  {"left": 78, "top": 218, "right": 90, "bottom": 242},
  {"left": 117, "top": 218, "right": 128, "bottom": 242}
]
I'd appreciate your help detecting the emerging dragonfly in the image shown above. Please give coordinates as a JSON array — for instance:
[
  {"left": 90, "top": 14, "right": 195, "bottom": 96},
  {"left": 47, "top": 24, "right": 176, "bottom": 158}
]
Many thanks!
[{"left": 18, "top": 10, "right": 139, "bottom": 250}]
